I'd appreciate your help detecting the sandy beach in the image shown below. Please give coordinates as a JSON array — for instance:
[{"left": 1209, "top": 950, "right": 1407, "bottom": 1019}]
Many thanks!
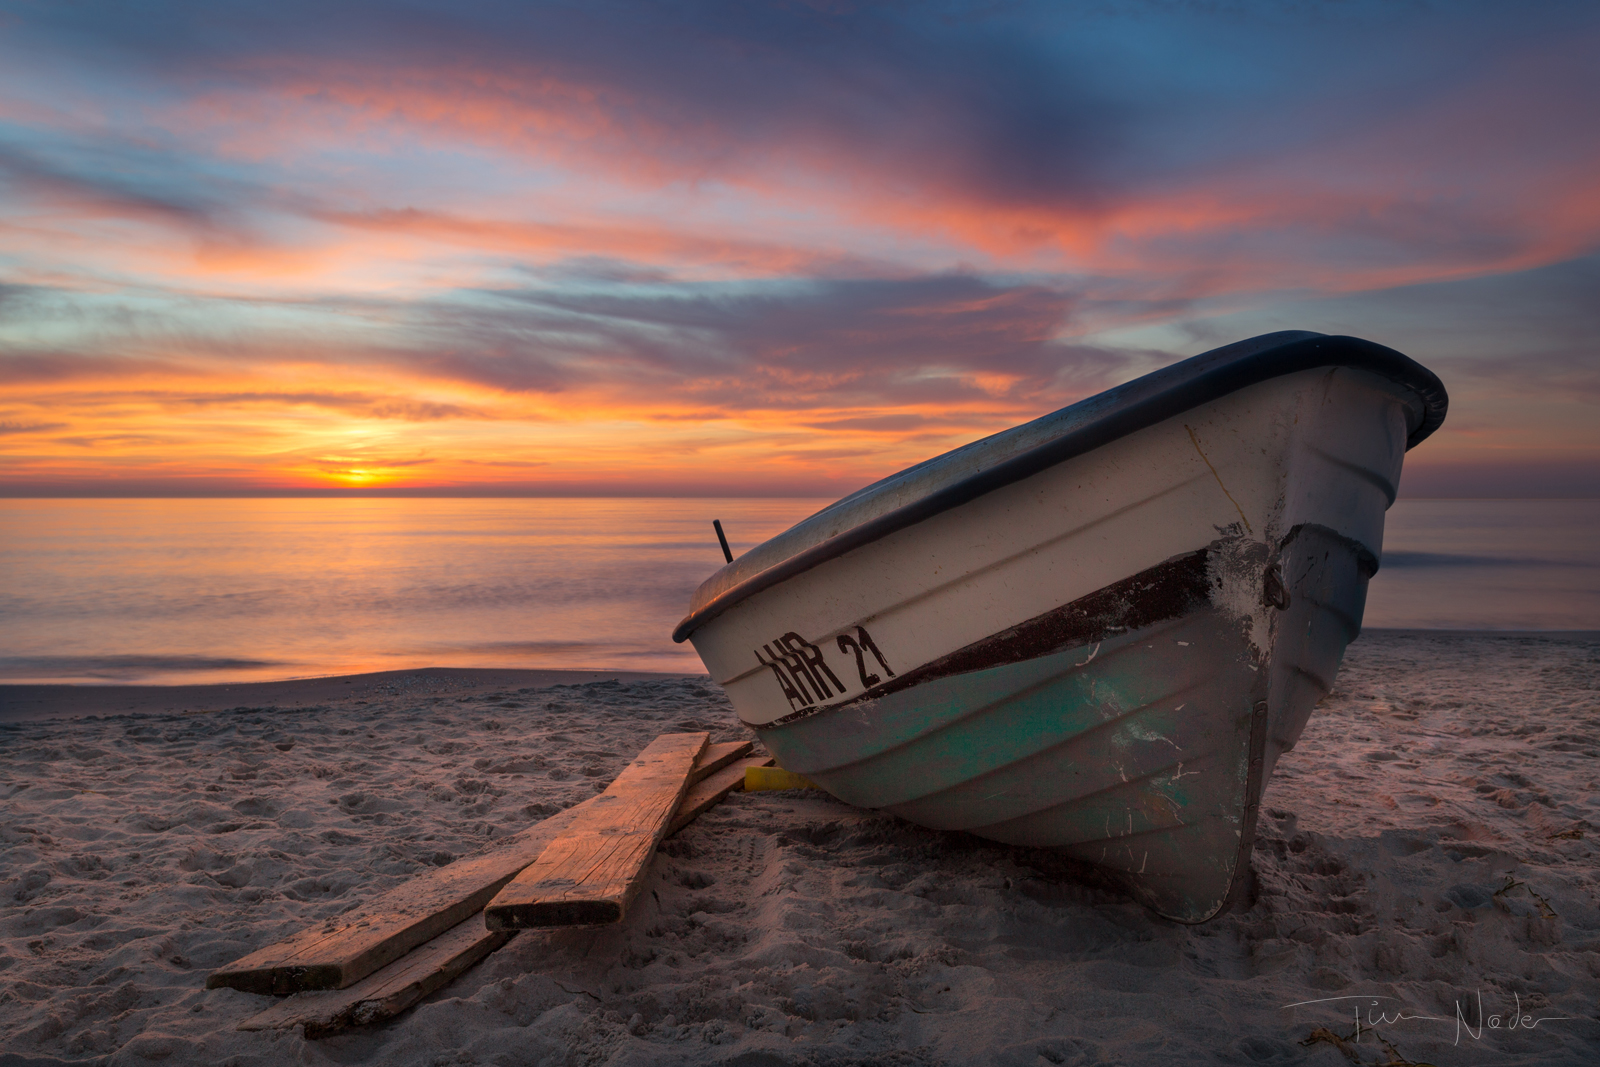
[{"left": 2, "top": 631, "right": 1597, "bottom": 1066}]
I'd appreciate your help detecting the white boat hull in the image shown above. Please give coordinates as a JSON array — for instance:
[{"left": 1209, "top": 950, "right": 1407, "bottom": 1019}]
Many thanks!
[{"left": 675, "top": 334, "right": 1445, "bottom": 921}]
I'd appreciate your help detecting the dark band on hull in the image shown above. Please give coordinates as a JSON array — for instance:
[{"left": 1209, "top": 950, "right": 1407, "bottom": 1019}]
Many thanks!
[{"left": 757, "top": 547, "right": 1213, "bottom": 729}]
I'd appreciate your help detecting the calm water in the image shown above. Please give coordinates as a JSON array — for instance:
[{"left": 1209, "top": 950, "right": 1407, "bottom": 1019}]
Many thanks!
[
  {"left": 0, "top": 498, "right": 827, "bottom": 686},
  {"left": 1364, "top": 498, "right": 1599, "bottom": 632},
  {"left": 2, "top": 498, "right": 1596, "bottom": 686}
]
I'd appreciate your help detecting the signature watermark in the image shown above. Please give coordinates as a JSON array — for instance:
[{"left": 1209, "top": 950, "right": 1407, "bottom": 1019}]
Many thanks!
[{"left": 1282, "top": 990, "right": 1579, "bottom": 1048}]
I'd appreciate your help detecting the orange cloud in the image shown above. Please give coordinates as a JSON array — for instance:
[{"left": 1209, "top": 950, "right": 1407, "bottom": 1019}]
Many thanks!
[{"left": 0, "top": 336, "right": 1055, "bottom": 496}]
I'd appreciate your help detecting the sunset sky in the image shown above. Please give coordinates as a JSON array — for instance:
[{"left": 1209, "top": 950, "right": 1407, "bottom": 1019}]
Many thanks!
[{"left": 2, "top": 0, "right": 1596, "bottom": 497}]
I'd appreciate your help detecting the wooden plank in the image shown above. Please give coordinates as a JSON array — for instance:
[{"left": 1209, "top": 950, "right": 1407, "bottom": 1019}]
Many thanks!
[
  {"left": 209, "top": 801, "right": 590, "bottom": 994},
  {"left": 208, "top": 732, "right": 727, "bottom": 994},
  {"left": 689, "top": 740, "right": 753, "bottom": 785},
  {"left": 234, "top": 743, "right": 762, "bottom": 1036},
  {"left": 238, "top": 916, "right": 512, "bottom": 1038},
  {"left": 744, "top": 765, "right": 821, "bottom": 791},
  {"left": 484, "top": 732, "right": 707, "bottom": 929},
  {"left": 667, "top": 755, "right": 774, "bottom": 837}
]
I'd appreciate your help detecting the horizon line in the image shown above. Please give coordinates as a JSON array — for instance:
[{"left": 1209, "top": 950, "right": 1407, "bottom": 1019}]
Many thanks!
[
  {"left": 0, "top": 487, "right": 840, "bottom": 499},
  {"left": 2, "top": 491, "right": 1598, "bottom": 501}
]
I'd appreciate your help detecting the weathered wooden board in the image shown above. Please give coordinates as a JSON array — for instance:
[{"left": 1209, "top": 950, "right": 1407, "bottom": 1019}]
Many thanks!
[
  {"left": 208, "top": 802, "right": 591, "bottom": 994},
  {"left": 232, "top": 740, "right": 753, "bottom": 1036},
  {"left": 238, "top": 916, "right": 511, "bottom": 1038},
  {"left": 667, "top": 755, "right": 774, "bottom": 837},
  {"left": 210, "top": 731, "right": 723, "bottom": 994},
  {"left": 689, "top": 740, "right": 753, "bottom": 784},
  {"left": 484, "top": 732, "right": 707, "bottom": 929}
]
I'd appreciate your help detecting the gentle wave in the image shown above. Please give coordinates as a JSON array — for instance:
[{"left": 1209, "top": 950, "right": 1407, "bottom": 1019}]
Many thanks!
[
  {"left": 1, "top": 497, "right": 1596, "bottom": 685},
  {"left": 1381, "top": 551, "right": 1585, "bottom": 568},
  {"left": 0, "top": 655, "right": 288, "bottom": 681}
]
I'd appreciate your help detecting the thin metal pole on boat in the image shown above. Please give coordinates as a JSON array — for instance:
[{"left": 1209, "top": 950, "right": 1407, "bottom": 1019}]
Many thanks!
[{"left": 712, "top": 519, "right": 733, "bottom": 563}]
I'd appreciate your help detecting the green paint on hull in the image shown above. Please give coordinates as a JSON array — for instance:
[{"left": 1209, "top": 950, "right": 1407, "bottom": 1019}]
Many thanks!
[
  {"left": 756, "top": 525, "right": 1371, "bottom": 923},
  {"left": 768, "top": 608, "right": 1256, "bottom": 828}
]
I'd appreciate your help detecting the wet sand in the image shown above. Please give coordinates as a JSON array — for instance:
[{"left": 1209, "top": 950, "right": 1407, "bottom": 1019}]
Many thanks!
[
  {"left": 0, "top": 668, "right": 689, "bottom": 724},
  {"left": 1, "top": 631, "right": 1597, "bottom": 1065}
]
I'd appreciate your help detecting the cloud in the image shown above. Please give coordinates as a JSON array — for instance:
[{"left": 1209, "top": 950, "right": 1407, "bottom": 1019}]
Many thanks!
[
  {"left": 51, "top": 432, "right": 184, "bottom": 448},
  {"left": 8, "top": 2, "right": 1593, "bottom": 280},
  {"left": 79, "top": 5, "right": 1598, "bottom": 272},
  {"left": 0, "top": 352, "right": 194, "bottom": 384},
  {"left": 1, "top": 2, "right": 1596, "bottom": 495},
  {"left": 410, "top": 273, "right": 1127, "bottom": 413},
  {"left": 308, "top": 453, "right": 435, "bottom": 471},
  {"left": 801, "top": 414, "right": 947, "bottom": 434},
  {"left": 1450, "top": 351, "right": 1600, "bottom": 406},
  {"left": 0, "top": 143, "right": 220, "bottom": 230},
  {"left": 1166, "top": 252, "right": 1600, "bottom": 403},
  {"left": 162, "top": 390, "right": 489, "bottom": 421},
  {"left": 318, "top": 206, "right": 859, "bottom": 278}
]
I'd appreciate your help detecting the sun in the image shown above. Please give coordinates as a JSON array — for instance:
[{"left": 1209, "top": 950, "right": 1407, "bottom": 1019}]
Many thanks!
[
  {"left": 330, "top": 468, "right": 386, "bottom": 486},
  {"left": 296, "top": 459, "right": 416, "bottom": 488}
]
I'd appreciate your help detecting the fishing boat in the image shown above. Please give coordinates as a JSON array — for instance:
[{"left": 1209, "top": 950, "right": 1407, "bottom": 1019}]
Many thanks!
[{"left": 673, "top": 331, "right": 1446, "bottom": 922}]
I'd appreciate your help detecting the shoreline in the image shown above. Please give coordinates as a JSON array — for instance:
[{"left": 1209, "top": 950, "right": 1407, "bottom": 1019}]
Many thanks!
[
  {"left": 3, "top": 628, "right": 1597, "bottom": 724},
  {"left": 0, "top": 666, "right": 699, "bottom": 724},
  {"left": 1360, "top": 627, "right": 1600, "bottom": 638}
]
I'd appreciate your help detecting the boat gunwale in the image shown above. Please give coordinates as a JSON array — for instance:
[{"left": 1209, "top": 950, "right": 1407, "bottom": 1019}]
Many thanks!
[{"left": 673, "top": 333, "right": 1447, "bottom": 643}]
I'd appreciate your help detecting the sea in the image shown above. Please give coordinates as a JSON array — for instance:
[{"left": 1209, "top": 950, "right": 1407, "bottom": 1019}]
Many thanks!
[{"left": 2, "top": 497, "right": 1596, "bottom": 687}]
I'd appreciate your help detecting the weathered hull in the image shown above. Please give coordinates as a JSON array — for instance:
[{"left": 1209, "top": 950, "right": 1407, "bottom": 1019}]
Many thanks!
[
  {"left": 675, "top": 333, "right": 1446, "bottom": 922},
  {"left": 764, "top": 523, "right": 1370, "bottom": 921}
]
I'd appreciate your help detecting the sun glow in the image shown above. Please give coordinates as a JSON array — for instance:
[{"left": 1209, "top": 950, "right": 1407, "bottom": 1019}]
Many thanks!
[{"left": 318, "top": 467, "right": 392, "bottom": 487}]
